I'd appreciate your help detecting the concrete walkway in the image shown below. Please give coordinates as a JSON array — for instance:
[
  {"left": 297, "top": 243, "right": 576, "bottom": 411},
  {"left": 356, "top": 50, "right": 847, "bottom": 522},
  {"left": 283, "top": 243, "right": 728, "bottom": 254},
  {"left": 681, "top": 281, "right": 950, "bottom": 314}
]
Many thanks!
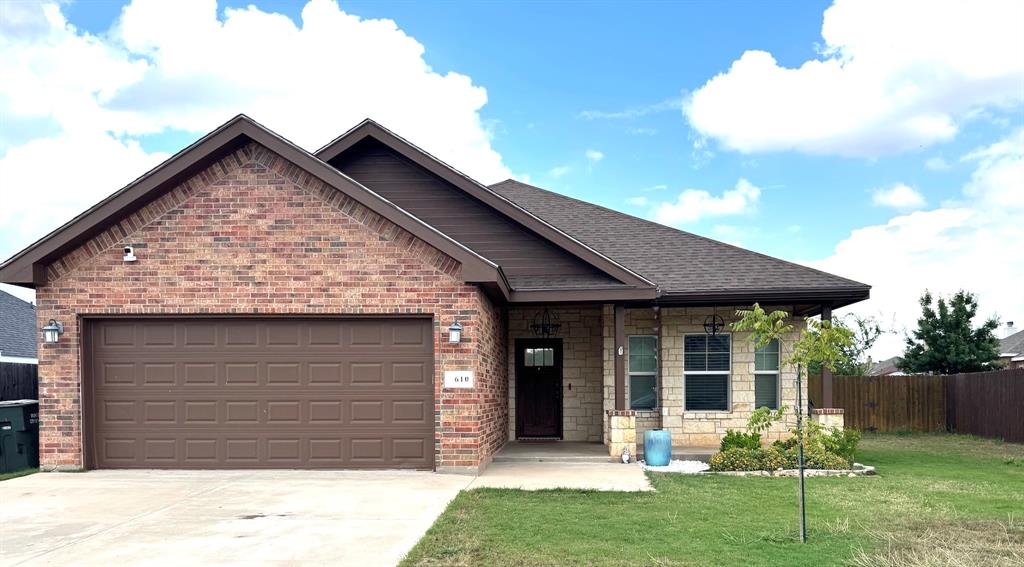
[
  {"left": 0, "top": 470, "right": 471, "bottom": 567},
  {"left": 476, "top": 442, "right": 652, "bottom": 491},
  {"left": 471, "top": 461, "right": 652, "bottom": 491}
]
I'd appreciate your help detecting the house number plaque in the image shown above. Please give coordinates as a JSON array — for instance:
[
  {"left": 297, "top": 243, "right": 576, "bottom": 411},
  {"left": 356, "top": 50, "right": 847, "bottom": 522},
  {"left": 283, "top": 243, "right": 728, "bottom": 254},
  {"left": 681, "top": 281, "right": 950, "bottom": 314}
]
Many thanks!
[{"left": 444, "top": 370, "right": 475, "bottom": 389}]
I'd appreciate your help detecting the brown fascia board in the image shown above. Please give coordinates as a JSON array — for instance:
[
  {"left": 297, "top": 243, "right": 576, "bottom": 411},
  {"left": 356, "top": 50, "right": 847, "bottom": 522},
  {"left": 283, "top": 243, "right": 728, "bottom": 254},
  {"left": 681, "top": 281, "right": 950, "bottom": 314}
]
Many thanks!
[
  {"left": 0, "top": 115, "right": 505, "bottom": 297},
  {"left": 511, "top": 286, "right": 658, "bottom": 304},
  {"left": 315, "top": 119, "right": 658, "bottom": 293},
  {"left": 655, "top": 286, "right": 870, "bottom": 311}
]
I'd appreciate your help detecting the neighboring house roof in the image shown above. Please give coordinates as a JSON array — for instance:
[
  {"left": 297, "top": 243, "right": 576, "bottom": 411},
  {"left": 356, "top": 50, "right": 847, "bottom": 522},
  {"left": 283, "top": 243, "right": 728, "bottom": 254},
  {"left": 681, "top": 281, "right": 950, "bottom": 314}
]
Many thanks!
[
  {"left": 0, "top": 290, "right": 37, "bottom": 359},
  {"left": 490, "top": 179, "right": 870, "bottom": 311},
  {"left": 868, "top": 356, "right": 903, "bottom": 376},
  {"left": 0, "top": 115, "right": 869, "bottom": 310},
  {"left": 998, "top": 329, "right": 1024, "bottom": 357}
]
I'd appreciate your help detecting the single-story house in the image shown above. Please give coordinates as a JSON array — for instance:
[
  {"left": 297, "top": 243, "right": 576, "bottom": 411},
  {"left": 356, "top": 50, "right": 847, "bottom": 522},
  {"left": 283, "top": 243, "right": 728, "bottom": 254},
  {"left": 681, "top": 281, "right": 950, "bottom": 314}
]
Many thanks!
[
  {"left": 867, "top": 356, "right": 904, "bottom": 376},
  {"left": 0, "top": 115, "right": 869, "bottom": 473},
  {"left": 998, "top": 327, "right": 1024, "bottom": 369},
  {"left": 0, "top": 289, "right": 38, "bottom": 365}
]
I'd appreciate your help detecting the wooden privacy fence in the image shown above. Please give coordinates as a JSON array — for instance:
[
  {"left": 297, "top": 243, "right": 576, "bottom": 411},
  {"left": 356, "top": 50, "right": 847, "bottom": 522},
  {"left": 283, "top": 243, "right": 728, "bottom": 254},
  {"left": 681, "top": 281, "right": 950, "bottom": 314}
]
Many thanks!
[
  {"left": 809, "top": 369, "right": 1024, "bottom": 443},
  {"left": 0, "top": 362, "right": 38, "bottom": 401}
]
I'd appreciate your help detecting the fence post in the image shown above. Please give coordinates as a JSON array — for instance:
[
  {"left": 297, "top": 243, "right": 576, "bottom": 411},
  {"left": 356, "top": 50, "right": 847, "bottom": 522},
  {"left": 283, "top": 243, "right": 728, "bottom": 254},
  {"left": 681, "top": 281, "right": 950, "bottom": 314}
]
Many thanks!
[{"left": 944, "top": 373, "right": 957, "bottom": 434}]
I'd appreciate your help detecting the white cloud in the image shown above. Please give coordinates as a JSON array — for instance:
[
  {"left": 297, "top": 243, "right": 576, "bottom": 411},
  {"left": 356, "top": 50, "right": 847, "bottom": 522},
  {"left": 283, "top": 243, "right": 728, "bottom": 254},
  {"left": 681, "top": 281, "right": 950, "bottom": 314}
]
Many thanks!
[
  {"left": 925, "top": 157, "right": 951, "bottom": 171},
  {"left": 578, "top": 97, "right": 682, "bottom": 120},
  {"left": 629, "top": 127, "right": 657, "bottom": 136},
  {"left": 585, "top": 149, "right": 604, "bottom": 164},
  {"left": 872, "top": 183, "right": 926, "bottom": 210},
  {"left": 0, "top": 0, "right": 511, "bottom": 260},
  {"left": 548, "top": 165, "right": 571, "bottom": 178},
  {"left": 643, "top": 184, "right": 668, "bottom": 192},
  {"left": 653, "top": 178, "right": 761, "bottom": 225},
  {"left": 685, "top": 0, "right": 1024, "bottom": 157},
  {"left": 626, "top": 196, "right": 648, "bottom": 207},
  {"left": 811, "top": 128, "right": 1024, "bottom": 358}
]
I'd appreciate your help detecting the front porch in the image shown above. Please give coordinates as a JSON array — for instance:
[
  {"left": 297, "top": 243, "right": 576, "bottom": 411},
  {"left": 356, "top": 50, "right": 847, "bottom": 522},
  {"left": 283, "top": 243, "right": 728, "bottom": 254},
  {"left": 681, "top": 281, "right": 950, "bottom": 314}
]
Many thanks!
[{"left": 502, "top": 303, "right": 831, "bottom": 463}]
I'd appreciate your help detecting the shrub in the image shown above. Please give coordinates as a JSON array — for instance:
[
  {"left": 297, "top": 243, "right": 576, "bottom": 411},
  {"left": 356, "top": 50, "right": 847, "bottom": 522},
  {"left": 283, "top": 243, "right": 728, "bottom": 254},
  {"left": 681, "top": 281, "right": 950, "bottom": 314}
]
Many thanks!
[
  {"left": 772, "top": 436, "right": 799, "bottom": 452},
  {"left": 720, "top": 429, "right": 761, "bottom": 451},
  {"left": 761, "top": 447, "right": 789, "bottom": 471},
  {"left": 708, "top": 447, "right": 789, "bottom": 472},
  {"left": 822, "top": 428, "right": 861, "bottom": 466},
  {"left": 801, "top": 446, "right": 850, "bottom": 470}
]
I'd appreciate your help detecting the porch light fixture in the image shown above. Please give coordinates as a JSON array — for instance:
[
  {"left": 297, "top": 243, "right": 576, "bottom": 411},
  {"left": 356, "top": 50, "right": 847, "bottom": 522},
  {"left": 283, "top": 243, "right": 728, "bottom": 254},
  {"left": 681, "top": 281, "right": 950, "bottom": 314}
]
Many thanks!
[
  {"left": 530, "top": 308, "right": 561, "bottom": 338},
  {"left": 448, "top": 320, "right": 463, "bottom": 344},
  {"left": 42, "top": 319, "right": 64, "bottom": 344},
  {"left": 703, "top": 306, "right": 725, "bottom": 336}
]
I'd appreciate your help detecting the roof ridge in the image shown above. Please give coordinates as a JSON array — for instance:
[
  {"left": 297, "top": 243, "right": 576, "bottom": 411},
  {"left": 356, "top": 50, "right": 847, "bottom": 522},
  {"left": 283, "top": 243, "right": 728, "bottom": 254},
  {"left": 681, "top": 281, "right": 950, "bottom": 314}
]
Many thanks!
[{"left": 491, "top": 179, "right": 870, "bottom": 291}]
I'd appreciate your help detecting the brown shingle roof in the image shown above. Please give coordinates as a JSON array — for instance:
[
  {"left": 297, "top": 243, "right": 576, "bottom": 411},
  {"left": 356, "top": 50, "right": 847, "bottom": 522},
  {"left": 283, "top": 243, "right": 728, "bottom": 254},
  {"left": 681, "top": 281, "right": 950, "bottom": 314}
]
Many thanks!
[
  {"left": 490, "top": 179, "right": 869, "bottom": 302},
  {"left": 1000, "top": 329, "right": 1024, "bottom": 355}
]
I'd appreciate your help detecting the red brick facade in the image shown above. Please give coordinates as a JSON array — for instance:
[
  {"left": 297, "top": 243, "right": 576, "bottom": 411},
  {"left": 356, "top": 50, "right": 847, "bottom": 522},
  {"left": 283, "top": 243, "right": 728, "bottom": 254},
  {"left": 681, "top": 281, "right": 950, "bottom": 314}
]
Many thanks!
[{"left": 35, "top": 141, "right": 507, "bottom": 472}]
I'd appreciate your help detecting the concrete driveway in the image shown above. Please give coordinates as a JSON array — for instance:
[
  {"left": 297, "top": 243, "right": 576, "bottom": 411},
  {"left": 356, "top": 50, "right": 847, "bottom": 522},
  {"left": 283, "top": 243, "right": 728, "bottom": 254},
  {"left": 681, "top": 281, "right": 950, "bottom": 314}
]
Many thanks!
[{"left": 0, "top": 470, "right": 471, "bottom": 567}]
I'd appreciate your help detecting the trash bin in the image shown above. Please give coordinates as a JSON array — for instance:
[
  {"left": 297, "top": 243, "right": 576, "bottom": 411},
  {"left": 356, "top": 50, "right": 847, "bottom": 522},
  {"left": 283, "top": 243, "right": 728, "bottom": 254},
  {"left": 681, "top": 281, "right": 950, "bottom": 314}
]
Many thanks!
[{"left": 0, "top": 399, "right": 39, "bottom": 473}]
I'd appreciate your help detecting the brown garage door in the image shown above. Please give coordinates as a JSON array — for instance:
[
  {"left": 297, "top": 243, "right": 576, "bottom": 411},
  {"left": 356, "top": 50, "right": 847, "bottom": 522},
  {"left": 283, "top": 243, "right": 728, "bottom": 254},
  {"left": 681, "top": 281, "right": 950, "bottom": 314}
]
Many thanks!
[{"left": 86, "top": 318, "right": 434, "bottom": 469}]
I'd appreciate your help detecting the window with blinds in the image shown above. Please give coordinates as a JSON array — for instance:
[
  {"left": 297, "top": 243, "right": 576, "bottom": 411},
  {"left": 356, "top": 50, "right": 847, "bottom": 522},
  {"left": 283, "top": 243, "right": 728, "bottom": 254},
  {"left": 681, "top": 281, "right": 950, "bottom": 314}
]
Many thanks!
[
  {"left": 684, "top": 334, "right": 731, "bottom": 411},
  {"left": 754, "top": 339, "right": 780, "bottom": 409}
]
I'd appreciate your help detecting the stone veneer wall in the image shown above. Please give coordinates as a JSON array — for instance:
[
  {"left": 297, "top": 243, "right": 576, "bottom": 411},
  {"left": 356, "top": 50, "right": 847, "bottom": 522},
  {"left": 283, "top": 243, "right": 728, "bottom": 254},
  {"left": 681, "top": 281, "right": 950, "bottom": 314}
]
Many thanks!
[
  {"left": 508, "top": 306, "right": 604, "bottom": 442},
  {"left": 604, "top": 305, "right": 807, "bottom": 448}
]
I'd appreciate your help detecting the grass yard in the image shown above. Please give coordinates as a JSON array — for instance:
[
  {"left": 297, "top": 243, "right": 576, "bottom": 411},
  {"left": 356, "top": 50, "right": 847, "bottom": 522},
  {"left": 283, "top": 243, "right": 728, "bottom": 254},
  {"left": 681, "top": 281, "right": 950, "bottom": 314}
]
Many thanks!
[
  {"left": 0, "top": 468, "right": 37, "bottom": 482},
  {"left": 402, "top": 434, "right": 1024, "bottom": 566}
]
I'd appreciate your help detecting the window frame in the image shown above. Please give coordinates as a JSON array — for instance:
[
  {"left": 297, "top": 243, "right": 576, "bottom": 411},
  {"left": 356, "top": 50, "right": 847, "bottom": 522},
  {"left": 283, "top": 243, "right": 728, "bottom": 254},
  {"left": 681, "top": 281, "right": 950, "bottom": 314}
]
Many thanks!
[
  {"left": 683, "top": 332, "right": 732, "bottom": 412},
  {"left": 627, "top": 334, "right": 659, "bottom": 411},
  {"left": 753, "top": 339, "right": 781, "bottom": 410}
]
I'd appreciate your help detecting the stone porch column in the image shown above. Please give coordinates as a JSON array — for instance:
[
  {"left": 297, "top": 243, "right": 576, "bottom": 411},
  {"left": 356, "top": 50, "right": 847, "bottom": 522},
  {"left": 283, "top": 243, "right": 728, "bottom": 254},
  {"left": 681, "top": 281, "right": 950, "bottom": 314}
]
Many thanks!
[
  {"left": 607, "top": 409, "right": 636, "bottom": 462},
  {"left": 811, "top": 408, "right": 845, "bottom": 429}
]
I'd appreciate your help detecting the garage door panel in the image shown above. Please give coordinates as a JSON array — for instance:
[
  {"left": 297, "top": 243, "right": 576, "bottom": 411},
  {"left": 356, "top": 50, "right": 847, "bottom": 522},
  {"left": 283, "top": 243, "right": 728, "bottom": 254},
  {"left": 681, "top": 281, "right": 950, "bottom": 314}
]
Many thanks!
[{"left": 89, "top": 318, "right": 434, "bottom": 469}]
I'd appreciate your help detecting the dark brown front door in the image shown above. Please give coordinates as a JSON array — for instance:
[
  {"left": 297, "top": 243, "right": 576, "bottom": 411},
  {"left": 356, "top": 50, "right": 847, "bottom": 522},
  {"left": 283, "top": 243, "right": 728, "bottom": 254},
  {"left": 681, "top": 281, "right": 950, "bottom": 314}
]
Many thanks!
[
  {"left": 85, "top": 318, "right": 434, "bottom": 469},
  {"left": 515, "top": 339, "right": 562, "bottom": 439}
]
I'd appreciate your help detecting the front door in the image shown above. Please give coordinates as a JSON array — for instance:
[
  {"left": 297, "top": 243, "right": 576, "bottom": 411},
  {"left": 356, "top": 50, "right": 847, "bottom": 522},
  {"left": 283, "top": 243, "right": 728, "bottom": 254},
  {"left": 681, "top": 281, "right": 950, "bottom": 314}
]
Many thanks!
[{"left": 515, "top": 339, "right": 563, "bottom": 439}]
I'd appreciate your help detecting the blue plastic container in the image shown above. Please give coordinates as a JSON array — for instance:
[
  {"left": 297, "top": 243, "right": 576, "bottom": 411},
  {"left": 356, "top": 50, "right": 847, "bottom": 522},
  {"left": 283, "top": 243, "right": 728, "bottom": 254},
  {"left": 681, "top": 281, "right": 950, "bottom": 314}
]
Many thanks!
[{"left": 643, "top": 428, "right": 672, "bottom": 466}]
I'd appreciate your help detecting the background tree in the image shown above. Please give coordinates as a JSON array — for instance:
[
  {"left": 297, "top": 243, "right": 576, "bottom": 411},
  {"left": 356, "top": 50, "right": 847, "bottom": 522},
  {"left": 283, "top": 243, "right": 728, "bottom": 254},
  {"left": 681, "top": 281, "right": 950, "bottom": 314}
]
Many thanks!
[{"left": 898, "top": 290, "right": 1001, "bottom": 374}]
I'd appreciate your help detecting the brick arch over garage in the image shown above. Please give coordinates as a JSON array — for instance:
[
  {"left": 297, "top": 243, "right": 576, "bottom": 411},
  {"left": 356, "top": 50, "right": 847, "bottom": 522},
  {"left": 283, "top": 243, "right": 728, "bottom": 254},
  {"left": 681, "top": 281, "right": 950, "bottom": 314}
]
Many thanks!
[{"left": 35, "top": 141, "right": 507, "bottom": 471}]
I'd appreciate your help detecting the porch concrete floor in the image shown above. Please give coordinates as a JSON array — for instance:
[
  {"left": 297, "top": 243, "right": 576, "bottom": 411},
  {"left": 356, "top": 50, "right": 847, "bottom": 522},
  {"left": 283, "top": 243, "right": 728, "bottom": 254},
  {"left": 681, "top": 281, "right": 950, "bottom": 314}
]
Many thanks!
[
  {"left": 492, "top": 441, "right": 717, "bottom": 464},
  {"left": 492, "top": 441, "right": 610, "bottom": 463}
]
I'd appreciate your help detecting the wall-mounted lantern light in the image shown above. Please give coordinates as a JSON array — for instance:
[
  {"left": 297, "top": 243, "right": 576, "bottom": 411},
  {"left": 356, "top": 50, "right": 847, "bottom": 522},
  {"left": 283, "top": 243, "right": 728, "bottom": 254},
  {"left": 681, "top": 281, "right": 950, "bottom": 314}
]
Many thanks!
[
  {"left": 42, "top": 319, "right": 64, "bottom": 344},
  {"left": 448, "top": 321, "right": 463, "bottom": 344}
]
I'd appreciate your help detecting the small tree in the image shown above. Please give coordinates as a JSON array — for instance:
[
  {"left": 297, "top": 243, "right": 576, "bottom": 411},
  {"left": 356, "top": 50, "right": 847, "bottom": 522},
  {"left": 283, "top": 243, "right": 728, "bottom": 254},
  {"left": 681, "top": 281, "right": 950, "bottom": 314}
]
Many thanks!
[
  {"left": 809, "top": 314, "right": 885, "bottom": 376},
  {"left": 733, "top": 303, "right": 854, "bottom": 543},
  {"left": 898, "top": 290, "right": 1001, "bottom": 374}
]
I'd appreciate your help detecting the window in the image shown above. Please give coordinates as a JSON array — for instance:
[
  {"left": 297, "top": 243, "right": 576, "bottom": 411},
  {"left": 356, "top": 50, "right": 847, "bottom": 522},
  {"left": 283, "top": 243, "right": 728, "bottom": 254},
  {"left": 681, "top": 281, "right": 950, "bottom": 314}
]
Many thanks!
[
  {"left": 754, "top": 339, "right": 780, "bottom": 409},
  {"left": 684, "top": 334, "right": 731, "bottom": 411},
  {"left": 524, "top": 347, "right": 554, "bottom": 367},
  {"left": 628, "top": 336, "right": 658, "bottom": 410}
]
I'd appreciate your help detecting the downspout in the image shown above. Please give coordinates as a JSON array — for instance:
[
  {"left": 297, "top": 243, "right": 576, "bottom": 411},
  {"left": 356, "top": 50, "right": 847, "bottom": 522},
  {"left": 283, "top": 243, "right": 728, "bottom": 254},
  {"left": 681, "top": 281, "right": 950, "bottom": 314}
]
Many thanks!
[{"left": 655, "top": 305, "right": 663, "bottom": 429}]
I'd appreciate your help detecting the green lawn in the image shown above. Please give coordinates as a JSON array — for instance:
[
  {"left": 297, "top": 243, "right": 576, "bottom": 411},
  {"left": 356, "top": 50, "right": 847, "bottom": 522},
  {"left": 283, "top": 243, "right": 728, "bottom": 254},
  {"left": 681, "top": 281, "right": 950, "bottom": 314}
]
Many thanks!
[
  {"left": 402, "top": 434, "right": 1024, "bottom": 566},
  {"left": 0, "top": 468, "right": 37, "bottom": 482}
]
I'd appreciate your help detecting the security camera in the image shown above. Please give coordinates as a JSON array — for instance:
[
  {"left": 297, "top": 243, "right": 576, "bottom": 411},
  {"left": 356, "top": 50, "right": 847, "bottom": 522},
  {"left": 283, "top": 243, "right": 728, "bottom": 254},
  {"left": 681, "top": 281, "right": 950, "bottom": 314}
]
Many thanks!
[{"left": 123, "top": 246, "right": 137, "bottom": 262}]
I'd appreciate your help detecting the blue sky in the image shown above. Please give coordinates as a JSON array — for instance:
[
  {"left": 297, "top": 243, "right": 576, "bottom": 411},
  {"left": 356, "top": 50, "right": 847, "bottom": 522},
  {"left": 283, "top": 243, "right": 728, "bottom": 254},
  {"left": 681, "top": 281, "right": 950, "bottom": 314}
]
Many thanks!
[{"left": 1, "top": 0, "right": 1021, "bottom": 357}]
